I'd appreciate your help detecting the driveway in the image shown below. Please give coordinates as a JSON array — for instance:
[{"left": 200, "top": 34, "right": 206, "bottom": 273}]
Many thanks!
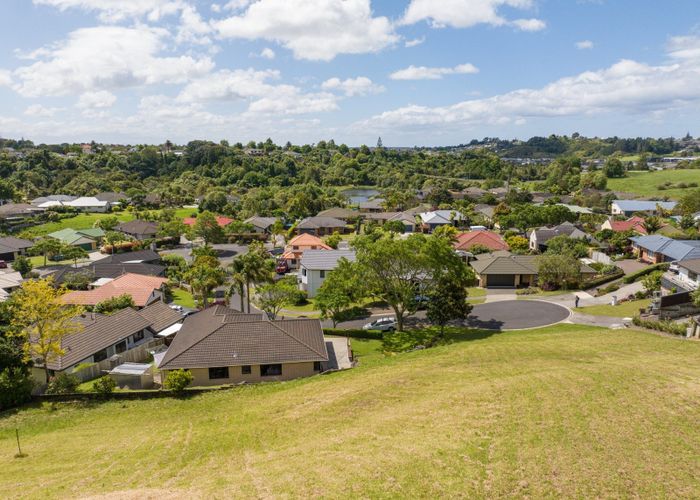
[{"left": 465, "top": 300, "right": 570, "bottom": 330}]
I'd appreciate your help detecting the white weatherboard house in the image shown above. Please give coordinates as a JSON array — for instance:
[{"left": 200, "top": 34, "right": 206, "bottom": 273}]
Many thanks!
[
  {"left": 676, "top": 259, "right": 700, "bottom": 291},
  {"left": 610, "top": 200, "right": 677, "bottom": 217},
  {"left": 299, "top": 250, "right": 356, "bottom": 298}
]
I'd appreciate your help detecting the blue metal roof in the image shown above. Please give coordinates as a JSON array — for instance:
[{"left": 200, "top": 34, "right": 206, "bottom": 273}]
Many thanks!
[
  {"left": 631, "top": 235, "right": 700, "bottom": 261},
  {"left": 613, "top": 200, "right": 677, "bottom": 212}
]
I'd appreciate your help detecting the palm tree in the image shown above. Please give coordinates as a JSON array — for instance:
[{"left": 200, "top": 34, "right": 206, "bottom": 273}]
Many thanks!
[
  {"left": 643, "top": 216, "right": 663, "bottom": 234},
  {"left": 227, "top": 258, "right": 247, "bottom": 312},
  {"left": 184, "top": 262, "right": 225, "bottom": 308},
  {"left": 240, "top": 243, "right": 275, "bottom": 313}
]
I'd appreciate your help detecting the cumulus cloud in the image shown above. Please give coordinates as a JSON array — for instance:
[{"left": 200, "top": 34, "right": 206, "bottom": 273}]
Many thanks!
[
  {"left": 0, "top": 70, "right": 12, "bottom": 87},
  {"left": 260, "top": 47, "right": 276, "bottom": 59},
  {"left": 32, "top": 0, "right": 185, "bottom": 22},
  {"left": 321, "top": 76, "right": 385, "bottom": 96},
  {"left": 360, "top": 36, "right": 700, "bottom": 130},
  {"left": 576, "top": 40, "right": 594, "bottom": 50},
  {"left": 405, "top": 37, "right": 426, "bottom": 48},
  {"left": 213, "top": 0, "right": 398, "bottom": 61},
  {"left": 401, "top": 0, "right": 544, "bottom": 30},
  {"left": 12, "top": 26, "right": 214, "bottom": 97},
  {"left": 77, "top": 90, "right": 117, "bottom": 109},
  {"left": 24, "top": 104, "right": 63, "bottom": 117},
  {"left": 390, "top": 63, "right": 479, "bottom": 80}
]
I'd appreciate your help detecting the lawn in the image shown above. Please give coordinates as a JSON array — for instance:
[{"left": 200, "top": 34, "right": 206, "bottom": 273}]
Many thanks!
[
  {"left": 20, "top": 211, "right": 135, "bottom": 238},
  {"left": 2, "top": 324, "right": 700, "bottom": 498},
  {"left": 575, "top": 298, "right": 651, "bottom": 317},
  {"left": 467, "top": 286, "right": 487, "bottom": 304},
  {"left": 171, "top": 287, "right": 196, "bottom": 308},
  {"left": 607, "top": 170, "right": 700, "bottom": 199},
  {"left": 28, "top": 255, "right": 91, "bottom": 269}
]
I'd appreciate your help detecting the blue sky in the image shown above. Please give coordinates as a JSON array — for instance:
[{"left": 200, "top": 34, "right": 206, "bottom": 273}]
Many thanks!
[{"left": 0, "top": 0, "right": 699, "bottom": 146}]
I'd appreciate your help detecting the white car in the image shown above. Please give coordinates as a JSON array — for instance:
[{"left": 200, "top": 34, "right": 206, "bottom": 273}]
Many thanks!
[{"left": 362, "top": 317, "right": 397, "bottom": 332}]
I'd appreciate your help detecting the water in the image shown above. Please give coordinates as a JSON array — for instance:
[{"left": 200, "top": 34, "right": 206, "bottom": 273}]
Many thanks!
[{"left": 341, "top": 188, "right": 380, "bottom": 205}]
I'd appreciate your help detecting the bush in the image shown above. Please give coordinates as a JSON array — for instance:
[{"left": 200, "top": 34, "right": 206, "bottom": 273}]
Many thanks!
[
  {"left": 632, "top": 316, "right": 688, "bottom": 336},
  {"left": 623, "top": 263, "right": 669, "bottom": 284},
  {"left": 580, "top": 269, "right": 624, "bottom": 290},
  {"left": 164, "top": 369, "right": 193, "bottom": 393},
  {"left": 0, "top": 367, "right": 33, "bottom": 410},
  {"left": 93, "top": 376, "right": 117, "bottom": 396},
  {"left": 46, "top": 373, "right": 80, "bottom": 394},
  {"left": 515, "top": 287, "right": 539, "bottom": 295},
  {"left": 288, "top": 288, "right": 308, "bottom": 306}
]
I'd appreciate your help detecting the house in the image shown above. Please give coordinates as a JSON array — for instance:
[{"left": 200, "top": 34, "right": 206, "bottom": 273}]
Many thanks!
[
  {"left": 158, "top": 305, "right": 329, "bottom": 386},
  {"left": 358, "top": 198, "right": 385, "bottom": 213},
  {"left": 30, "top": 195, "right": 76, "bottom": 206},
  {"left": 0, "top": 271, "right": 25, "bottom": 301},
  {"left": 95, "top": 192, "right": 128, "bottom": 207},
  {"left": 316, "top": 207, "right": 359, "bottom": 221},
  {"left": 33, "top": 302, "right": 181, "bottom": 381},
  {"left": 472, "top": 204, "right": 495, "bottom": 222},
  {"left": 675, "top": 259, "right": 700, "bottom": 291},
  {"left": 418, "top": 210, "right": 466, "bottom": 233},
  {"left": 95, "top": 249, "right": 162, "bottom": 265},
  {"left": 282, "top": 233, "right": 332, "bottom": 270},
  {"left": 529, "top": 222, "right": 588, "bottom": 252},
  {"left": 0, "top": 236, "right": 34, "bottom": 261},
  {"left": 61, "top": 273, "right": 169, "bottom": 308},
  {"left": 49, "top": 261, "right": 166, "bottom": 287},
  {"left": 461, "top": 187, "right": 488, "bottom": 200},
  {"left": 48, "top": 228, "right": 105, "bottom": 250},
  {"left": 470, "top": 254, "right": 596, "bottom": 288},
  {"left": 66, "top": 197, "right": 110, "bottom": 212},
  {"left": 183, "top": 215, "right": 233, "bottom": 227},
  {"left": 0, "top": 203, "right": 43, "bottom": 221},
  {"left": 116, "top": 220, "right": 159, "bottom": 240},
  {"left": 630, "top": 235, "right": 700, "bottom": 263},
  {"left": 611, "top": 200, "right": 677, "bottom": 217},
  {"left": 454, "top": 231, "right": 508, "bottom": 252},
  {"left": 363, "top": 211, "right": 417, "bottom": 232},
  {"left": 299, "top": 249, "right": 356, "bottom": 298},
  {"left": 244, "top": 216, "right": 278, "bottom": 234},
  {"left": 296, "top": 216, "right": 347, "bottom": 236},
  {"left": 601, "top": 216, "right": 648, "bottom": 235}
]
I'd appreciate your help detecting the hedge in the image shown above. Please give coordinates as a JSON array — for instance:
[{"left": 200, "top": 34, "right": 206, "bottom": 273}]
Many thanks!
[
  {"left": 632, "top": 315, "right": 688, "bottom": 336},
  {"left": 323, "top": 328, "right": 383, "bottom": 340},
  {"left": 580, "top": 270, "right": 625, "bottom": 290},
  {"left": 623, "top": 263, "right": 669, "bottom": 284}
]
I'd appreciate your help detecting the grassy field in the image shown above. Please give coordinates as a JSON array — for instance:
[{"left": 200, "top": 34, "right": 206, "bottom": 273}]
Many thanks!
[
  {"left": 607, "top": 170, "right": 700, "bottom": 199},
  {"left": 575, "top": 298, "right": 650, "bottom": 317},
  {"left": 2, "top": 324, "right": 700, "bottom": 498}
]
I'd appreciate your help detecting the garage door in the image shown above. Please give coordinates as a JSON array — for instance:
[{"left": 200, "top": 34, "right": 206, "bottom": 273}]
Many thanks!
[{"left": 487, "top": 274, "right": 515, "bottom": 287}]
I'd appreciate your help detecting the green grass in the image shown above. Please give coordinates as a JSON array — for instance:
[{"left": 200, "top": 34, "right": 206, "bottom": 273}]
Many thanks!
[
  {"left": 2, "top": 324, "right": 699, "bottom": 498},
  {"left": 28, "top": 255, "right": 91, "bottom": 269},
  {"left": 467, "top": 287, "right": 487, "bottom": 304},
  {"left": 607, "top": 170, "right": 700, "bottom": 199},
  {"left": 20, "top": 211, "right": 135, "bottom": 238},
  {"left": 575, "top": 298, "right": 651, "bottom": 317},
  {"left": 517, "top": 289, "right": 572, "bottom": 299},
  {"left": 171, "top": 288, "right": 196, "bottom": 308}
]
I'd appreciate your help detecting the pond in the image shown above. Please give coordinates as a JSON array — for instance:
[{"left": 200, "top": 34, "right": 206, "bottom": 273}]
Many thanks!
[{"left": 341, "top": 188, "right": 380, "bottom": 205}]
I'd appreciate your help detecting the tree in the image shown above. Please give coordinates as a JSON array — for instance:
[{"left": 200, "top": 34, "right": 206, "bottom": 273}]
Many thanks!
[
  {"left": 62, "top": 269, "right": 95, "bottom": 290},
  {"left": 164, "top": 369, "right": 193, "bottom": 393},
  {"left": 93, "top": 216, "right": 120, "bottom": 231},
  {"left": 227, "top": 258, "right": 247, "bottom": 312},
  {"left": 537, "top": 254, "right": 582, "bottom": 290},
  {"left": 692, "top": 288, "right": 700, "bottom": 308},
  {"left": 103, "top": 231, "right": 129, "bottom": 254},
  {"left": 31, "top": 238, "right": 63, "bottom": 267},
  {"left": 238, "top": 242, "right": 275, "bottom": 313},
  {"left": 432, "top": 224, "right": 458, "bottom": 242},
  {"left": 9, "top": 279, "right": 83, "bottom": 385},
  {"left": 190, "top": 211, "right": 225, "bottom": 244},
  {"left": 505, "top": 235, "right": 529, "bottom": 254},
  {"left": 603, "top": 158, "right": 625, "bottom": 178},
  {"left": 324, "top": 232, "right": 342, "bottom": 249},
  {"left": 643, "top": 216, "right": 663, "bottom": 235},
  {"left": 426, "top": 275, "right": 473, "bottom": 338},
  {"left": 11, "top": 256, "right": 32, "bottom": 278},
  {"left": 184, "top": 260, "right": 225, "bottom": 308},
  {"left": 253, "top": 276, "right": 298, "bottom": 319},
  {"left": 314, "top": 259, "right": 362, "bottom": 327},
  {"left": 94, "top": 294, "right": 135, "bottom": 314},
  {"left": 62, "top": 246, "right": 88, "bottom": 268},
  {"left": 162, "top": 254, "right": 188, "bottom": 283},
  {"left": 383, "top": 220, "right": 406, "bottom": 234},
  {"left": 642, "top": 270, "right": 663, "bottom": 294},
  {"left": 158, "top": 219, "right": 187, "bottom": 241},
  {"left": 376, "top": 136, "right": 383, "bottom": 148},
  {"left": 199, "top": 190, "right": 228, "bottom": 213},
  {"left": 544, "top": 235, "right": 590, "bottom": 258}
]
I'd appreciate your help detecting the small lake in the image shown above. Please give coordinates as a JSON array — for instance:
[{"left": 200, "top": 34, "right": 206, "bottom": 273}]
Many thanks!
[{"left": 341, "top": 188, "right": 380, "bottom": 205}]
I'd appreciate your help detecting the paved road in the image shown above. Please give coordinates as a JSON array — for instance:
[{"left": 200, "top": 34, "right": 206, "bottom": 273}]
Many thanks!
[{"left": 159, "top": 243, "right": 249, "bottom": 266}]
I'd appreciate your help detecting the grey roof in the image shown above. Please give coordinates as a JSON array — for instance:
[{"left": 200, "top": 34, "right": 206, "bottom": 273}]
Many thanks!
[
  {"left": 136, "top": 300, "right": 183, "bottom": 333},
  {"left": 117, "top": 219, "right": 159, "bottom": 236},
  {"left": 631, "top": 236, "right": 700, "bottom": 261},
  {"left": 94, "top": 192, "right": 128, "bottom": 203},
  {"left": 532, "top": 222, "right": 587, "bottom": 245},
  {"left": 95, "top": 249, "right": 161, "bottom": 264},
  {"left": 109, "top": 362, "right": 151, "bottom": 375},
  {"left": 679, "top": 258, "right": 700, "bottom": 274},
  {"left": 297, "top": 216, "right": 347, "bottom": 229},
  {"left": 470, "top": 254, "right": 595, "bottom": 275},
  {"left": 300, "top": 249, "right": 356, "bottom": 270},
  {"left": 359, "top": 198, "right": 385, "bottom": 210},
  {"left": 159, "top": 305, "right": 328, "bottom": 370},
  {"left": 316, "top": 207, "right": 358, "bottom": 219},
  {"left": 30, "top": 195, "right": 76, "bottom": 205},
  {"left": 0, "top": 236, "right": 34, "bottom": 254},
  {"left": 245, "top": 216, "right": 277, "bottom": 229},
  {"left": 612, "top": 200, "right": 677, "bottom": 212}
]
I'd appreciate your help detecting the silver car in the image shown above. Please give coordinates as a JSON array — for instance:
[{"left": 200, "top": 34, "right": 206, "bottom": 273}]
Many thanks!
[{"left": 362, "top": 317, "right": 397, "bottom": 331}]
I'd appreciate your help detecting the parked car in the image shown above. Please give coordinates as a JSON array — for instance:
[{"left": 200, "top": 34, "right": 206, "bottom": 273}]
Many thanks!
[
  {"left": 414, "top": 295, "right": 430, "bottom": 309},
  {"left": 0, "top": 260, "right": 6, "bottom": 269},
  {"left": 275, "top": 259, "right": 289, "bottom": 274},
  {"left": 268, "top": 247, "right": 284, "bottom": 257},
  {"left": 362, "top": 317, "right": 397, "bottom": 332}
]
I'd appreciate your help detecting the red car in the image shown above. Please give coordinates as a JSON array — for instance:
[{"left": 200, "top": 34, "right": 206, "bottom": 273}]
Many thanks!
[{"left": 275, "top": 259, "right": 289, "bottom": 274}]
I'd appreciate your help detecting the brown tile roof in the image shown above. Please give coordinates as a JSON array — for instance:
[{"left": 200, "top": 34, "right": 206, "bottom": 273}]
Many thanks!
[
  {"left": 61, "top": 273, "right": 168, "bottom": 307},
  {"left": 159, "top": 305, "right": 327, "bottom": 370},
  {"left": 136, "top": 301, "right": 183, "bottom": 333},
  {"left": 117, "top": 219, "right": 159, "bottom": 236}
]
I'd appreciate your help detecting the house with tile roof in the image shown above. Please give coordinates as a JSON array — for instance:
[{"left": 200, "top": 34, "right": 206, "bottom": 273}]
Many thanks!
[
  {"left": 296, "top": 216, "right": 347, "bottom": 236},
  {"left": 316, "top": 207, "right": 359, "bottom": 220},
  {"left": 282, "top": 233, "right": 332, "bottom": 270},
  {"left": 158, "top": 305, "right": 328, "bottom": 386},
  {"left": 469, "top": 253, "right": 596, "bottom": 288},
  {"left": 116, "top": 219, "right": 159, "bottom": 240},
  {"left": 454, "top": 231, "right": 508, "bottom": 252},
  {"left": 418, "top": 210, "right": 466, "bottom": 233},
  {"left": 528, "top": 222, "right": 588, "bottom": 252},
  {"left": 299, "top": 249, "right": 357, "bottom": 297},
  {"left": 630, "top": 235, "right": 700, "bottom": 263},
  {"left": 183, "top": 215, "right": 233, "bottom": 227},
  {"left": 0, "top": 271, "right": 25, "bottom": 301},
  {"left": 0, "top": 236, "right": 34, "bottom": 262},
  {"left": 362, "top": 211, "right": 417, "bottom": 232},
  {"left": 601, "top": 216, "right": 648, "bottom": 235},
  {"left": 244, "top": 216, "right": 278, "bottom": 234},
  {"left": 60, "top": 273, "right": 169, "bottom": 308}
]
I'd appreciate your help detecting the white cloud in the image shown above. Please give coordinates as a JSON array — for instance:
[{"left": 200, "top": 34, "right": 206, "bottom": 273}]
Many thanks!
[
  {"left": 321, "top": 76, "right": 385, "bottom": 96},
  {"left": 177, "top": 4, "right": 213, "bottom": 44},
  {"left": 511, "top": 18, "right": 546, "bottom": 31},
  {"left": 24, "top": 104, "right": 63, "bottom": 117},
  {"left": 0, "top": 70, "right": 12, "bottom": 87},
  {"left": 214, "top": 0, "right": 398, "bottom": 61},
  {"left": 405, "top": 37, "right": 426, "bottom": 48},
  {"left": 32, "top": 0, "right": 185, "bottom": 22},
  {"left": 260, "top": 47, "right": 276, "bottom": 59},
  {"left": 247, "top": 88, "right": 339, "bottom": 115},
  {"left": 401, "top": 0, "right": 543, "bottom": 30},
  {"left": 12, "top": 26, "right": 214, "bottom": 97},
  {"left": 77, "top": 90, "right": 117, "bottom": 109},
  {"left": 390, "top": 63, "right": 479, "bottom": 80},
  {"left": 361, "top": 36, "right": 700, "bottom": 130},
  {"left": 576, "top": 40, "right": 594, "bottom": 50}
]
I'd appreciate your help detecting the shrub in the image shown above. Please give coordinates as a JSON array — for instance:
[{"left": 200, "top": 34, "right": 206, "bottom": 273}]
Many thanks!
[
  {"left": 580, "top": 269, "right": 624, "bottom": 290},
  {"left": 164, "top": 369, "right": 193, "bottom": 393},
  {"left": 632, "top": 316, "right": 688, "bottom": 336},
  {"left": 515, "top": 287, "right": 539, "bottom": 295},
  {"left": 46, "top": 373, "right": 80, "bottom": 395},
  {"left": 0, "top": 367, "right": 34, "bottom": 410},
  {"left": 623, "top": 263, "right": 669, "bottom": 284},
  {"left": 93, "top": 376, "right": 117, "bottom": 396}
]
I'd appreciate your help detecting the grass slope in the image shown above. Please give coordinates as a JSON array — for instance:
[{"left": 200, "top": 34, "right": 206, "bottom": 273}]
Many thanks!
[
  {"left": 607, "top": 170, "right": 700, "bottom": 199},
  {"left": 2, "top": 325, "right": 700, "bottom": 498},
  {"left": 575, "top": 299, "right": 650, "bottom": 317}
]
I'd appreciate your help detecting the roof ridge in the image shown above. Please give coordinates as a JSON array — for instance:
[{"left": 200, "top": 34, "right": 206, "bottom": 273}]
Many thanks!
[{"left": 265, "top": 319, "right": 328, "bottom": 359}]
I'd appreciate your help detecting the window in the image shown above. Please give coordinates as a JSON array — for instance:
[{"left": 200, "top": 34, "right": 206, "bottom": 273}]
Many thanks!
[
  {"left": 319, "top": 270, "right": 325, "bottom": 278},
  {"left": 208, "top": 367, "right": 229, "bottom": 379},
  {"left": 93, "top": 349, "right": 108, "bottom": 362},
  {"left": 260, "top": 364, "right": 282, "bottom": 376},
  {"left": 313, "top": 361, "right": 322, "bottom": 372},
  {"left": 302, "top": 268, "right": 307, "bottom": 276},
  {"left": 241, "top": 365, "right": 251, "bottom": 375},
  {"left": 292, "top": 245, "right": 299, "bottom": 250},
  {"left": 115, "top": 340, "right": 127, "bottom": 354},
  {"left": 132, "top": 330, "right": 144, "bottom": 343}
]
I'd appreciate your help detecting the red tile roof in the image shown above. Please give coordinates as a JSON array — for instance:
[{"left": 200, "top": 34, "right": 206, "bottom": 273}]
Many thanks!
[
  {"left": 608, "top": 216, "right": 648, "bottom": 234},
  {"left": 61, "top": 273, "right": 168, "bottom": 307},
  {"left": 454, "top": 231, "right": 508, "bottom": 251},
  {"left": 182, "top": 216, "right": 234, "bottom": 227}
]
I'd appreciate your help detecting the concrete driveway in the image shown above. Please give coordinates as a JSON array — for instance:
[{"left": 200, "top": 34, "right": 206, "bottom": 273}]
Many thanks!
[{"left": 465, "top": 300, "right": 570, "bottom": 330}]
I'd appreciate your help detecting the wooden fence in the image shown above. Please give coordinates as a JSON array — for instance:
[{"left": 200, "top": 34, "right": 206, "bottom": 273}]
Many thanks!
[{"left": 72, "top": 338, "right": 165, "bottom": 382}]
